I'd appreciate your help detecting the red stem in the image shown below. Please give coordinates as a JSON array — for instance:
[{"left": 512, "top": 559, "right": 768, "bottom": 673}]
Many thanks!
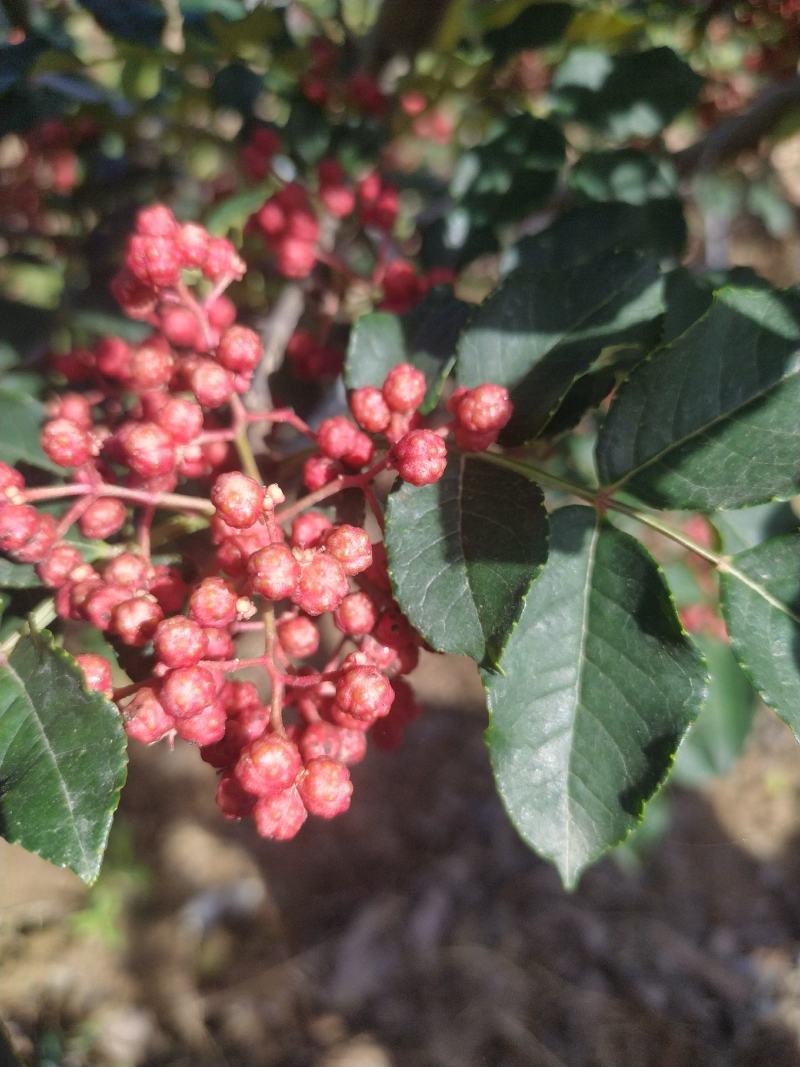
[
  {"left": 54, "top": 494, "right": 96, "bottom": 539},
  {"left": 23, "top": 482, "right": 215, "bottom": 515}
]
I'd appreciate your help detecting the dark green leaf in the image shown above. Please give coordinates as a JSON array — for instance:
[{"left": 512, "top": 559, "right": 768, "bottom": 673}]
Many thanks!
[
  {"left": 456, "top": 251, "right": 664, "bottom": 442},
  {"left": 345, "top": 289, "right": 471, "bottom": 413},
  {"left": 76, "top": 0, "right": 166, "bottom": 46},
  {"left": 452, "top": 115, "right": 565, "bottom": 227},
  {"left": 485, "top": 3, "right": 574, "bottom": 64},
  {"left": 597, "top": 286, "right": 800, "bottom": 510},
  {"left": 662, "top": 266, "right": 769, "bottom": 343},
  {"left": 0, "top": 629, "right": 127, "bottom": 883},
  {"left": 484, "top": 505, "right": 707, "bottom": 888},
  {"left": 384, "top": 455, "right": 548, "bottom": 667},
  {"left": 543, "top": 367, "right": 617, "bottom": 438},
  {"left": 570, "top": 149, "right": 677, "bottom": 205},
  {"left": 0, "top": 389, "right": 59, "bottom": 473},
  {"left": 721, "top": 533, "right": 800, "bottom": 740},
  {"left": 551, "top": 46, "right": 703, "bottom": 139},
  {"left": 0, "top": 297, "right": 56, "bottom": 356},
  {"left": 672, "top": 635, "right": 756, "bottom": 787},
  {"left": 505, "top": 200, "right": 687, "bottom": 271},
  {"left": 283, "top": 97, "right": 331, "bottom": 164}
]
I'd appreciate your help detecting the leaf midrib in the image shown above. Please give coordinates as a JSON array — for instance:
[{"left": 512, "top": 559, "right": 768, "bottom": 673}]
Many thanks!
[
  {"left": 1, "top": 650, "right": 90, "bottom": 870},
  {"left": 563, "top": 515, "right": 600, "bottom": 883},
  {"left": 603, "top": 330, "right": 800, "bottom": 492}
]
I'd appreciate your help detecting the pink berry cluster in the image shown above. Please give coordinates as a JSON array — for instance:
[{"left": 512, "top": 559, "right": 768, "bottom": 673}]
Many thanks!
[
  {"left": 42, "top": 204, "right": 268, "bottom": 492},
  {"left": 250, "top": 166, "right": 403, "bottom": 281},
  {"left": 119, "top": 465, "right": 427, "bottom": 839},
  {"left": 0, "top": 198, "right": 513, "bottom": 843},
  {"left": 299, "top": 39, "right": 387, "bottom": 116}
]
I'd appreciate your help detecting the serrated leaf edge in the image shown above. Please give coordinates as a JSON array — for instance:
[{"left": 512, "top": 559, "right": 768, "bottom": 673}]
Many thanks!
[
  {"left": 1, "top": 627, "right": 128, "bottom": 884},
  {"left": 483, "top": 507, "right": 708, "bottom": 888}
]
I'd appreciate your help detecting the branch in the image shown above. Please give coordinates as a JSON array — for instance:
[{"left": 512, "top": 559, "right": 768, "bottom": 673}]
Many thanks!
[{"left": 675, "top": 75, "right": 800, "bottom": 174}]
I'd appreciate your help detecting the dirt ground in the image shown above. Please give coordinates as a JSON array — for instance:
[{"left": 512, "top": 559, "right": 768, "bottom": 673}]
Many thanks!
[{"left": 2, "top": 647, "right": 800, "bottom": 1067}]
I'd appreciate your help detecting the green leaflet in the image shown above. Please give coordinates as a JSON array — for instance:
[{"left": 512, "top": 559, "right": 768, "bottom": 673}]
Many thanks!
[
  {"left": 0, "top": 629, "right": 127, "bottom": 883},
  {"left": 484, "top": 506, "right": 707, "bottom": 888},
  {"left": 597, "top": 286, "right": 800, "bottom": 509},
  {"left": 720, "top": 532, "right": 800, "bottom": 740},
  {"left": 456, "top": 251, "right": 663, "bottom": 443},
  {"left": 384, "top": 454, "right": 548, "bottom": 668}
]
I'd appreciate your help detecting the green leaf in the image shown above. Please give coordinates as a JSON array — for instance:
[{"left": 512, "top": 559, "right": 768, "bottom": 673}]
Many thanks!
[
  {"left": 596, "top": 286, "right": 800, "bottom": 510},
  {"left": 485, "top": 3, "right": 574, "bottom": 63},
  {"left": 452, "top": 115, "right": 565, "bottom": 227},
  {"left": 76, "top": 0, "right": 166, "bottom": 47},
  {"left": 551, "top": 46, "right": 703, "bottom": 139},
  {"left": 205, "top": 181, "right": 272, "bottom": 236},
  {"left": 345, "top": 289, "right": 471, "bottom": 413},
  {"left": 384, "top": 454, "right": 548, "bottom": 668},
  {"left": 456, "top": 251, "right": 664, "bottom": 442},
  {"left": 720, "top": 533, "right": 800, "bottom": 741},
  {"left": 484, "top": 505, "right": 707, "bottom": 888},
  {"left": 662, "top": 266, "right": 769, "bottom": 343},
  {"left": 505, "top": 200, "right": 687, "bottom": 271},
  {"left": 712, "top": 502, "right": 797, "bottom": 555},
  {"left": 0, "top": 629, "right": 127, "bottom": 883},
  {"left": 570, "top": 149, "right": 677, "bottom": 205},
  {"left": 672, "top": 635, "right": 756, "bottom": 787},
  {"left": 0, "top": 388, "right": 59, "bottom": 473}
]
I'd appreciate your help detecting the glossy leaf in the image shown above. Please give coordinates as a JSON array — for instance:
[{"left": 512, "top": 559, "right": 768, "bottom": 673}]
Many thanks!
[
  {"left": 456, "top": 251, "right": 663, "bottom": 442},
  {"left": 504, "top": 200, "right": 687, "bottom": 273},
  {"left": 597, "top": 287, "right": 800, "bottom": 509},
  {"left": 720, "top": 533, "right": 800, "bottom": 740},
  {"left": 345, "top": 289, "right": 470, "bottom": 413},
  {"left": 484, "top": 506, "right": 707, "bottom": 888},
  {"left": 550, "top": 46, "right": 703, "bottom": 139},
  {"left": 0, "top": 629, "right": 127, "bottom": 883},
  {"left": 384, "top": 455, "right": 548, "bottom": 668}
]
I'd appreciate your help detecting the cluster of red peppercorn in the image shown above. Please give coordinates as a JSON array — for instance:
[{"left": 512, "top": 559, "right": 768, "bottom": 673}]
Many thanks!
[
  {"left": 0, "top": 196, "right": 512, "bottom": 841},
  {"left": 1, "top": 118, "right": 83, "bottom": 238},
  {"left": 298, "top": 39, "right": 387, "bottom": 116}
]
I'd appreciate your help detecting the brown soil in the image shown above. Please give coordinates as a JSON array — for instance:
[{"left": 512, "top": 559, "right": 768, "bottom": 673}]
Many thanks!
[{"left": 2, "top": 653, "right": 800, "bottom": 1067}]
